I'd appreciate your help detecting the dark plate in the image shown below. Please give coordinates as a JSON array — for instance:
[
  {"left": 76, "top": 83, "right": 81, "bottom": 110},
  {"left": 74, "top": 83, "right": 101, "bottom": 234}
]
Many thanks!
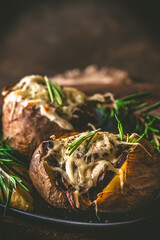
[
  {"left": 1, "top": 196, "right": 160, "bottom": 231},
  {"left": 0, "top": 83, "right": 160, "bottom": 231}
]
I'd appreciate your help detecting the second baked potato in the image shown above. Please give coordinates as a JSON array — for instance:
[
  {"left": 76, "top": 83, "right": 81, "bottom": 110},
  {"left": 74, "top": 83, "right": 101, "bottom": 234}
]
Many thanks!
[{"left": 2, "top": 75, "right": 101, "bottom": 160}]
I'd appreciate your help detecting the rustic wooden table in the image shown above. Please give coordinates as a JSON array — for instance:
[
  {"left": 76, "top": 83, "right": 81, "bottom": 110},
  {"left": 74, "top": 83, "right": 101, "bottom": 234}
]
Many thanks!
[{"left": 0, "top": 1, "right": 159, "bottom": 239}]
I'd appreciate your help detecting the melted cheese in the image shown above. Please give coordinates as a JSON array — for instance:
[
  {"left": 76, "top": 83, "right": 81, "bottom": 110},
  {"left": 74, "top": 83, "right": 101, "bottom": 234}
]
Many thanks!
[
  {"left": 73, "top": 190, "right": 80, "bottom": 208},
  {"left": 40, "top": 105, "right": 73, "bottom": 130},
  {"left": 43, "top": 131, "right": 125, "bottom": 207},
  {"left": 2, "top": 75, "right": 88, "bottom": 130}
]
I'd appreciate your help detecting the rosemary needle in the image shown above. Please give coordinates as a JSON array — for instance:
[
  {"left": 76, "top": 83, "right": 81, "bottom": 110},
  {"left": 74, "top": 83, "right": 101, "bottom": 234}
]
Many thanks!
[
  {"left": 115, "top": 114, "right": 123, "bottom": 141},
  {"left": 0, "top": 138, "right": 29, "bottom": 216},
  {"left": 44, "top": 76, "right": 54, "bottom": 103},
  {"left": 142, "top": 102, "right": 160, "bottom": 114},
  {"left": 118, "top": 92, "right": 149, "bottom": 101},
  {"left": 45, "top": 76, "right": 64, "bottom": 107},
  {"left": 97, "top": 92, "right": 160, "bottom": 153},
  {"left": 67, "top": 129, "right": 101, "bottom": 156}
]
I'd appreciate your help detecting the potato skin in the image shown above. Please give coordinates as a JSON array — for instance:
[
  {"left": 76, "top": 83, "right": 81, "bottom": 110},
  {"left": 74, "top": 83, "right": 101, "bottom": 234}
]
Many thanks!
[
  {"left": 29, "top": 141, "right": 71, "bottom": 209},
  {"left": 96, "top": 137, "right": 160, "bottom": 213},
  {"left": 2, "top": 101, "right": 97, "bottom": 160}
]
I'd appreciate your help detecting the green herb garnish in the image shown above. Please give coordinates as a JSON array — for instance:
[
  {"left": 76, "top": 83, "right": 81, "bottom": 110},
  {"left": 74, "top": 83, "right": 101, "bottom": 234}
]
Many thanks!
[
  {"left": 0, "top": 138, "right": 29, "bottom": 216},
  {"left": 115, "top": 114, "right": 123, "bottom": 141},
  {"left": 67, "top": 128, "right": 101, "bottom": 156},
  {"left": 142, "top": 102, "right": 160, "bottom": 114},
  {"left": 97, "top": 92, "right": 160, "bottom": 153},
  {"left": 44, "top": 76, "right": 65, "bottom": 107}
]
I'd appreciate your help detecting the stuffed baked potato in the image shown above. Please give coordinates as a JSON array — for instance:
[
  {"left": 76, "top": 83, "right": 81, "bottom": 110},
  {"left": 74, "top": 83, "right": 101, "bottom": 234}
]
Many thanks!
[
  {"left": 2, "top": 75, "right": 103, "bottom": 160},
  {"left": 29, "top": 130, "right": 160, "bottom": 213}
]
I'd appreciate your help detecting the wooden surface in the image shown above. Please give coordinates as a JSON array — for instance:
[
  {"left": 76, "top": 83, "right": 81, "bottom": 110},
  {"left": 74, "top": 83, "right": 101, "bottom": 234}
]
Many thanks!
[{"left": 0, "top": 216, "right": 160, "bottom": 240}]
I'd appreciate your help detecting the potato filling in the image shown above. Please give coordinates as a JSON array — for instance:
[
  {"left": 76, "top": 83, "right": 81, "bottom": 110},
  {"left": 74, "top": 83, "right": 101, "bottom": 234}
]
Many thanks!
[
  {"left": 43, "top": 131, "right": 125, "bottom": 208},
  {"left": 2, "top": 75, "right": 99, "bottom": 130}
]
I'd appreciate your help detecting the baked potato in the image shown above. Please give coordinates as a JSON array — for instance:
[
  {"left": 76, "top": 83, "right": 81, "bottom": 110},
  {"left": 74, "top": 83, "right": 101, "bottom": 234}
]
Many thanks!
[
  {"left": 2, "top": 75, "right": 102, "bottom": 160},
  {"left": 29, "top": 130, "right": 160, "bottom": 213}
]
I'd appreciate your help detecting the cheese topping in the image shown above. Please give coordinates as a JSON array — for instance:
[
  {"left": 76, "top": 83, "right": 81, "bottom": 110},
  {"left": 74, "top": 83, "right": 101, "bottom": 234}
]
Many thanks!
[
  {"left": 2, "top": 75, "right": 89, "bottom": 130},
  {"left": 43, "top": 131, "right": 125, "bottom": 206}
]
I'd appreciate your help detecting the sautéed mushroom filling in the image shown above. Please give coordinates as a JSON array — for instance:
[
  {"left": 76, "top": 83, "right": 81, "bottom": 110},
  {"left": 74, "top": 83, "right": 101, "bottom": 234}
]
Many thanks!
[{"left": 42, "top": 131, "right": 126, "bottom": 209}]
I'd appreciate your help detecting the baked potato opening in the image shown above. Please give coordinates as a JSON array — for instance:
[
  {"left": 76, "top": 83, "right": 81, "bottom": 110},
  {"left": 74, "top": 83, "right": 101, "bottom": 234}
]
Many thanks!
[{"left": 29, "top": 130, "right": 160, "bottom": 214}]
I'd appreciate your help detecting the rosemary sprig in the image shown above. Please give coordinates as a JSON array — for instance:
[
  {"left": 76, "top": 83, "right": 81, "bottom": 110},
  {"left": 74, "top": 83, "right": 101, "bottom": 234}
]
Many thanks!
[
  {"left": 117, "top": 92, "right": 149, "bottom": 102},
  {"left": 96, "top": 92, "right": 160, "bottom": 153},
  {"left": 67, "top": 128, "right": 101, "bottom": 156},
  {"left": 0, "top": 138, "right": 29, "bottom": 216},
  {"left": 45, "top": 76, "right": 54, "bottom": 103},
  {"left": 142, "top": 102, "right": 160, "bottom": 114},
  {"left": 115, "top": 114, "right": 123, "bottom": 141},
  {"left": 44, "top": 76, "right": 65, "bottom": 107}
]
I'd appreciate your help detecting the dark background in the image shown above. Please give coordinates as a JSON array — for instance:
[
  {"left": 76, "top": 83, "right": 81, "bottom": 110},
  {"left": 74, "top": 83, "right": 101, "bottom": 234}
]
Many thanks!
[{"left": 0, "top": 0, "right": 159, "bottom": 90}]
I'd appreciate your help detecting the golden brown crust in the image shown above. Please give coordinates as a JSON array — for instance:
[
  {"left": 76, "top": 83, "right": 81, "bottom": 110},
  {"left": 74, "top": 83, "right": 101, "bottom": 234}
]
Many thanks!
[{"left": 2, "top": 101, "right": 97, "bottom": 160}]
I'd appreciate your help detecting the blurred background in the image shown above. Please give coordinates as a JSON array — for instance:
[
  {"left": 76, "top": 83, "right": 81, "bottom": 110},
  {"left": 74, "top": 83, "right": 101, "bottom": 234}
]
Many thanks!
[{"left": 0, "top": 0, "right": 159, "bottom": 90}]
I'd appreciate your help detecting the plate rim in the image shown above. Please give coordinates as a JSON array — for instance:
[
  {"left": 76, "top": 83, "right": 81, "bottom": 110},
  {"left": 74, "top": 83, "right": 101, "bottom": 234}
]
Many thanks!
[{"left": 0, "top": 203, "right": 158, "bottom": 229}]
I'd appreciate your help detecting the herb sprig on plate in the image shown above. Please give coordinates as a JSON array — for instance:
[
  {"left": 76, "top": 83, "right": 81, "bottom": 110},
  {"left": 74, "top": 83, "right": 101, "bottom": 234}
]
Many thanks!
[
  {"left": 45, "top": 76, "right": 65, "bottom": 107},
  {"left": 0, "top": 138, "right": 29, "bottom": 216},
  {"left": 97, "top": 92, "right": 160, "bottom": 153},
  {"left": 115, "top": 114, "right": 145, "bottom": 144}
]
